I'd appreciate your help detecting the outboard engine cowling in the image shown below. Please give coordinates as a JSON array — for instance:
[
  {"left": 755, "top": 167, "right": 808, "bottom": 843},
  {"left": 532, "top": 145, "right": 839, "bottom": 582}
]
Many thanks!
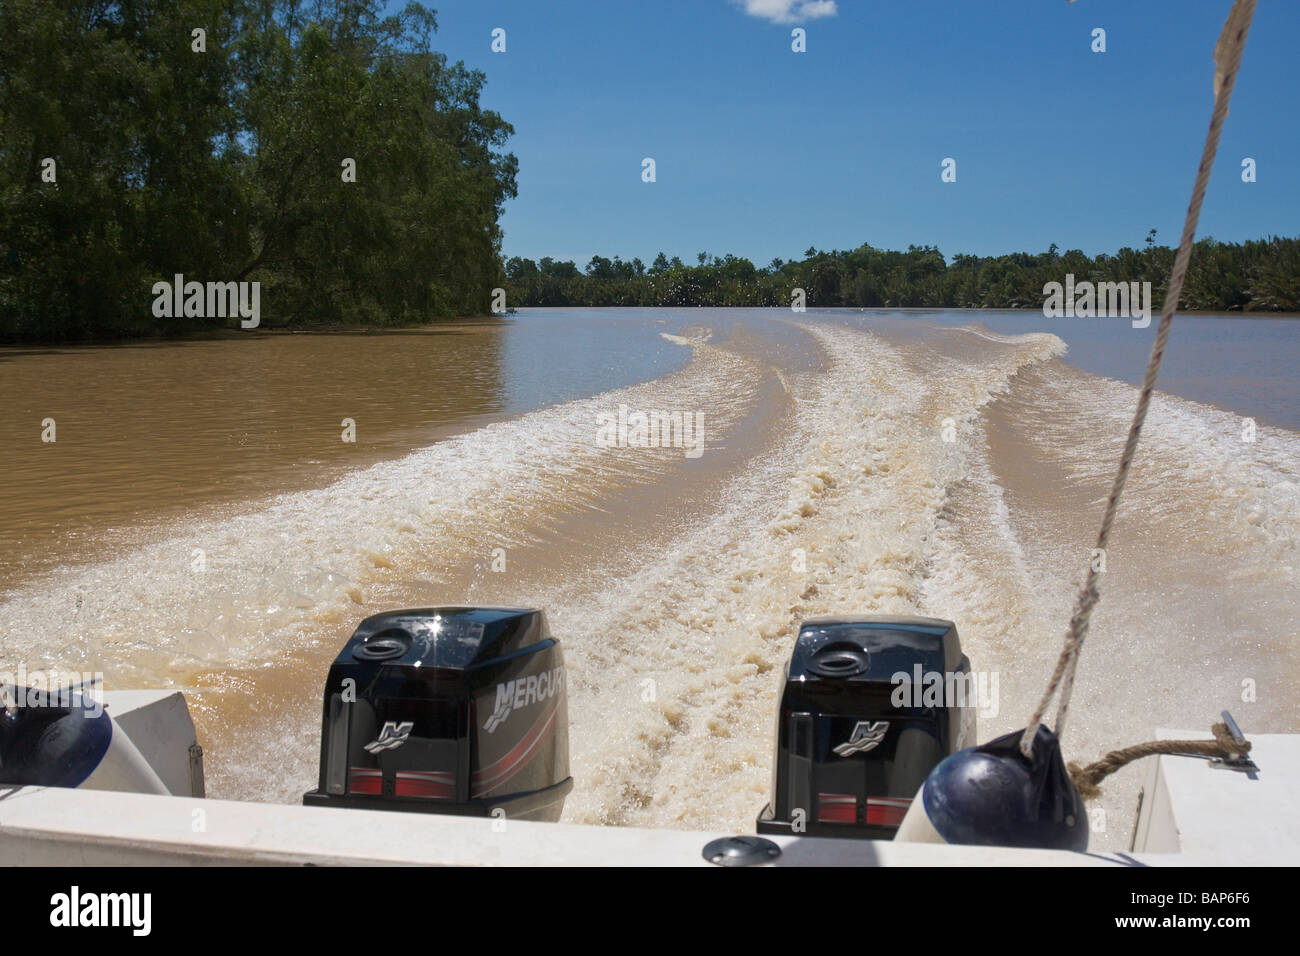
[
  {"left": 304, "top": 607, "right": 571, "bottom": 821},
  {"left": 756, "top": 616, "right": 976, "bottom": 840}
]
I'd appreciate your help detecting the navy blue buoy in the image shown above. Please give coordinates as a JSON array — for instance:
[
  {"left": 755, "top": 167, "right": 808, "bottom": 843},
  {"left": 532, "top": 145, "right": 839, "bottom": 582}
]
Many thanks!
[
  {"left": 0, "top": 690, "right": 114, "bottom": 787},
  {"left": 895, "top": 724, "right": 1088, "bottom": 851},
  {"left": 0, "top": 688, "right": 168, "bottom": 793}
]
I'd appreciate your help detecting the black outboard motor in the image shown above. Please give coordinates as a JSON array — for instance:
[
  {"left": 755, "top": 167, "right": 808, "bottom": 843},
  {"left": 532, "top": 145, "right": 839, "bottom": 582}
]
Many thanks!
[
  {"left": 757, "top": 616, "right": 976, "bottom": 840},
  {"left": 304, "top": 607, "right": 572, "bottom": 821}
]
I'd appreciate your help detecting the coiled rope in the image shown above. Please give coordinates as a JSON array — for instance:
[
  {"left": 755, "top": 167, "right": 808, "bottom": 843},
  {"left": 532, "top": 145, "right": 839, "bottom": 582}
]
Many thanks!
[{"left": 1020, "top": 0, "right": 1259, "bottom": 760}]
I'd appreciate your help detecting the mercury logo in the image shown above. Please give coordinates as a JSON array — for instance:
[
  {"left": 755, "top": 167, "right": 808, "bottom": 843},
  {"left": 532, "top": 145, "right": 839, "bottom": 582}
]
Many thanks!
[
  {"left": 364, "top": 721, "right": 413, "bottom": 753},
  {"left": 484, "top": 666, "right": 565, "bottom": 734},
  {"left": 833, "top": 720, "right": 890, "bottom": 757}
]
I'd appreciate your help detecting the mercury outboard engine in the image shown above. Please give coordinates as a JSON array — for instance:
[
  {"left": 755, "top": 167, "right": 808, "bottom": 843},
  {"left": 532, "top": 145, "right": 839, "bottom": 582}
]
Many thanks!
[
  {"left": 304, "top": 607, "right": 572, "bottom": 821},
  {"left": 757, "top": 616, "right": 976, "bottom": 840}
]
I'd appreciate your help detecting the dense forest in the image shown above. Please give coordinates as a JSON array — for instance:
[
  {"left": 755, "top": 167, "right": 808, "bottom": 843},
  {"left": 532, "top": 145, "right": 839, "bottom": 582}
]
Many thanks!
[
  {"left": 505, "top": 234, "right": 1300, "bottom": 312},
  {"left": 0, "top": 0, "right": 516, "bottom": 342}
]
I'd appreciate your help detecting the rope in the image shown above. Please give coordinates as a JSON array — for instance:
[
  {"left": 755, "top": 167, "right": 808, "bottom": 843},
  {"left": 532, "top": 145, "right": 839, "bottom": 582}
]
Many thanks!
[
  {"left": 1019, "top": 0, "right": 1258, "bottom": 758},
  {"left": 1069, "top": 722, "right": 1250, "bottom": 800}
]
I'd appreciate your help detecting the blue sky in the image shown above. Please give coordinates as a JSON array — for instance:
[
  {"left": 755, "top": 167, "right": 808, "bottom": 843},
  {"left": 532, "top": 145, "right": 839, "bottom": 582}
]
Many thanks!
[{"left": 402, "top": 0, "right": 1298, "bottom": 268}]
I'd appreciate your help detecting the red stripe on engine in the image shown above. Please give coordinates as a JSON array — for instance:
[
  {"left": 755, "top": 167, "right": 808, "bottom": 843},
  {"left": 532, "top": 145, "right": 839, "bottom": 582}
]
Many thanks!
[
  {"left": 471, "top": 703, "right": 558, "bottom": 797},
  {"left": 348, "top": 768, "right": 383, "bottom": 795},
  {"left": 395, "top": 771, "right": 455, "bottom": 799},
  {"left": 817, "top": 793, "right": 857, "bottom": 824},
  {"left": 865, "top": 797, "right": 911, "bottom": 827}
]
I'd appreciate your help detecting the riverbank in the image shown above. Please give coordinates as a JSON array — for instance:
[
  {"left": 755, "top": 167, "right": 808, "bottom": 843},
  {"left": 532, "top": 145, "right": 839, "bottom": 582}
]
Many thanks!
[{"left": 0, "top": 314, "right": 511, "bottom": 349}]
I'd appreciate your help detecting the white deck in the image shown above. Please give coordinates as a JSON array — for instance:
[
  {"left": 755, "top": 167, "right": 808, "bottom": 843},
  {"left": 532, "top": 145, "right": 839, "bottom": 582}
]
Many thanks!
[
  {"left": 0, "top": 785, "right": 1123, "bottom": 867},
  {"left": 1131, "top": 727, "right": 1298, "bottom": 865}
]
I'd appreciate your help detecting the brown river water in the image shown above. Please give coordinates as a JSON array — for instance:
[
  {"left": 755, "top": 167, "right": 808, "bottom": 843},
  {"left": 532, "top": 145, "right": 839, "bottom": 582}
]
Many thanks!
[{"left": 2, "top": 308, "right": 1296, "bottom": 850}]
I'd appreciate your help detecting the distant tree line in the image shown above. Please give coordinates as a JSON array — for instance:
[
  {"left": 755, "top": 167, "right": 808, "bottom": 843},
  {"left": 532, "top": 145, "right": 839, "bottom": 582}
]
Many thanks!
[
  {"left": 0, "top": 0, "right": 516, "bottom": 343},
  {"left": 506, "top": 234, "right": 1300, "bottom": 312}
]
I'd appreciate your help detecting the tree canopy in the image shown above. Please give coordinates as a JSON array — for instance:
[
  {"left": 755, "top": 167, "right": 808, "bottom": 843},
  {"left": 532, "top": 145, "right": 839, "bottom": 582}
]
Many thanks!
[
  {"left": 504, "top": 236, "right": 1300, "bottom": 312},
  {"left": 0, "top": 0, "right": 517, "bottom": 342}
]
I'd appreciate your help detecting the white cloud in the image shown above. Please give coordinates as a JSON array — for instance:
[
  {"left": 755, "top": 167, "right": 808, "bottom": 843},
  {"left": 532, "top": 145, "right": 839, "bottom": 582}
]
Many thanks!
[{"left": 731, "top": 0, "right": 839, "bottom": 25}]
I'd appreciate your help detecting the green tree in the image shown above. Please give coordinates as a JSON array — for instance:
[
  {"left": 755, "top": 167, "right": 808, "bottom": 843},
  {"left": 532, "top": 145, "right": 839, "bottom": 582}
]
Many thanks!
[{"left": 0, "top": 0, "right": 518, "bottom": 341}]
